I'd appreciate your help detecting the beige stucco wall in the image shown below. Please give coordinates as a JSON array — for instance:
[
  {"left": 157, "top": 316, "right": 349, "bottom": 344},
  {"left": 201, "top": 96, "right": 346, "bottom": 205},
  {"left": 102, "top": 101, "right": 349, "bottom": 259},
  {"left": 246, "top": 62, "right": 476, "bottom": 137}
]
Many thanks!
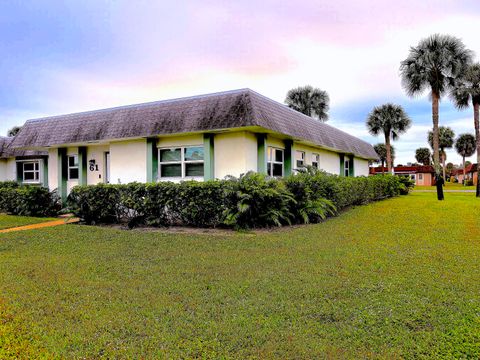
[
  {"left": 110, "top": 139, "right": 147, "bottom": 184},
  {"left": 157, "top": 134, "right": 203, "bottom": 148},
  {"left": 215, "top": 131, "right": 257, "bottom": 178},
  {"left": 354, "top": 158, "right": 370, "bottom": 177},
  {"left": 48, "top": 149, "right": 58, "bottom": 191},
  {"left": 293, "top": 143, "right": 341, "bottom": 175},
  {"left": 86, "top": 145, "right": 110, "bottom": 185},
  {"left": 0, "top": 159, "right": 7, "bottom": 181}
]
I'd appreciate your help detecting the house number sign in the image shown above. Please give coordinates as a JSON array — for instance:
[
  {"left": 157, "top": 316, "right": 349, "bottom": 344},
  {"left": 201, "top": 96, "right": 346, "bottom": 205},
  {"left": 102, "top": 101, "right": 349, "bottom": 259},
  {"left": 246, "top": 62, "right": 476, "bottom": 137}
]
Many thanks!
[{"left": 89, "top": 159, "right": 99, "bottom": 171}]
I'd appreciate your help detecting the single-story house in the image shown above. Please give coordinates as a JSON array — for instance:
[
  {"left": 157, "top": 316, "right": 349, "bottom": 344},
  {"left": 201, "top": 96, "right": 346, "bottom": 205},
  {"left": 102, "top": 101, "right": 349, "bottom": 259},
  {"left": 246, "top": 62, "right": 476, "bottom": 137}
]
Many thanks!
[
  {"left": 454, "top": 163, "right": 478, "bottom": 185},
  {"left": 5, "top": 89, "right": 377, "bottom": 201},
  {"left": 370, "top": 165, "right": 436, "bottom": 186}
]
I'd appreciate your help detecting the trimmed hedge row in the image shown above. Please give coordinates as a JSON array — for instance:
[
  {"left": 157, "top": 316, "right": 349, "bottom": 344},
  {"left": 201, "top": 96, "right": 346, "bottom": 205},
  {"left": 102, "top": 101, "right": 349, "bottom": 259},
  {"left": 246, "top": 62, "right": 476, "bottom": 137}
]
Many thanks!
[
  {"left": 0, "top": 182, "right": 61, "bottom": 217},
  {"left": 67, "top": 171, "right": 405, "bottom": 229}
]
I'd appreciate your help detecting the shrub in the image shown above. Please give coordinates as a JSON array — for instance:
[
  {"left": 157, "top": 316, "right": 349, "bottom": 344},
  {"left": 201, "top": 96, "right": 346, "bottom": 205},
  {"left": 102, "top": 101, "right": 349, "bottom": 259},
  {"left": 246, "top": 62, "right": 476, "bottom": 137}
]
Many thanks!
[
  {"left": 223, "top": 172, "right": 295, "bottom": 229},
  {"left": 465, "top": 179, "right": 474, "bottom": 186},
  {"left": 397, "top": 176, "right": 415, "bottom": 195},
  {"left": 0, "top": 181, "right": 20, "bottom": 189},
  {"left": 0, "top": 185, "right": 60, "bottom": 217},
  {"left": 67, "top": 172, "right": 403, "bottom": 229}
]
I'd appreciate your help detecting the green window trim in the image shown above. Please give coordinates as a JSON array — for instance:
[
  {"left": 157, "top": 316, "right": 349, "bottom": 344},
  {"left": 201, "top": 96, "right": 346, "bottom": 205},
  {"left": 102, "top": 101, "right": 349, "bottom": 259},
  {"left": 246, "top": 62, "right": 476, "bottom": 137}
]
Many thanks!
[
  {"left": 203, "top": 134, "right": 215, "bottom": 180},
  {"left": 349, "top": 155, "right": 355, "bottom": 177},
  {"left": 340, "top": 154, "right": 345, "bottom": 176}
]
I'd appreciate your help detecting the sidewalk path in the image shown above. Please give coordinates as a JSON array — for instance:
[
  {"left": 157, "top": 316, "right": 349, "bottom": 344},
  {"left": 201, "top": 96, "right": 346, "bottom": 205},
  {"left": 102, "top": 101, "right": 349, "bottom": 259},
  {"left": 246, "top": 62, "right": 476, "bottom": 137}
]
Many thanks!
[{"left": 0, "top": 217, "right": 79, "bottom": 233}]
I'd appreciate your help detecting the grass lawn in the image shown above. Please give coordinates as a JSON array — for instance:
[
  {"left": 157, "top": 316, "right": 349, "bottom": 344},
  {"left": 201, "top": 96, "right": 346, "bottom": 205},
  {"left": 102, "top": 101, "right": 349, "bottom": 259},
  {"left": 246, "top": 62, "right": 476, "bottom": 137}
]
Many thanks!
[
  {"left": 1, "top": 192, "right": 480, "bottom": 358},
  {"left": 0, "top": 214, "right": 56, "bottom": 230}
]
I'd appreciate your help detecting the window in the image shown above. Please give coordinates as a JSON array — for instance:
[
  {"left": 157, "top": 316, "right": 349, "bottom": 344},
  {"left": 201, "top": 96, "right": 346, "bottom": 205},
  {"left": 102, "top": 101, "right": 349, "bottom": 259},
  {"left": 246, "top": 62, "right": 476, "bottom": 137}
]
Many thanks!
[
  {"left": 344, "top": 159, "right": 350, "bottom": 177},
  {"left": 68, "top": 155, "right": 79, "bottom": 180},
  {"left": 312, "top": 153, "right": 320, "bottom": 169},
  {"left": 267, "top": 147, "right": 284, "bottom": 177},
  {"left": 22, "top": 161, "right": 40, "bottom": 183},
  {"left": 159, "top": 146, "right": 204, "bottom": 178},
  {"left": 418, "top": 173, "right": 423, "bottom": 180},
  {"left": 295, "top": 151, "right": 305, "bottom": 168}
]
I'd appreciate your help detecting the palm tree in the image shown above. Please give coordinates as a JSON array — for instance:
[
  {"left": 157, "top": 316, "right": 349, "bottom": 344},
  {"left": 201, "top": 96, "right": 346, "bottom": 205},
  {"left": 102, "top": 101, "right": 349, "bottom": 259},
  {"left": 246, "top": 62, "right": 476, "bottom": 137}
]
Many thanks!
[
  {"left": 285, "top": 86, "right": 329, "bottom": 121},
  {"left": 366, "top": 104, "right": 411, "bottom": 173},
  {"left": 455, "top": 133, "right": 476, "bottom": 185},
  {"left": 400, "top": 34, "right": 472, "bottom": 193},
  {"left": 7, "top": 126, "right": 21, "bottom": 137},
  {"left": 428, "top": 126, "right": 455, "bottom": 180},
  {"left": 415, "top": 147, "right": 431, "bottom": 165},
  {"left": 450, "top": 63, "right": 480, "bottom": 196},
  {"left": 373, "top": 143, "right": 396, "bottom": 174}
]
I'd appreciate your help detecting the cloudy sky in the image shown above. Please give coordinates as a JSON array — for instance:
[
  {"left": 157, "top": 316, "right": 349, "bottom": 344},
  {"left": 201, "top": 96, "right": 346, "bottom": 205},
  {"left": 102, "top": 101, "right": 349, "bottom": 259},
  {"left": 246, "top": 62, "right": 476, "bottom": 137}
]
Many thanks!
[{"left": 1, "top": 0, "right": 480, "bottom": 164}]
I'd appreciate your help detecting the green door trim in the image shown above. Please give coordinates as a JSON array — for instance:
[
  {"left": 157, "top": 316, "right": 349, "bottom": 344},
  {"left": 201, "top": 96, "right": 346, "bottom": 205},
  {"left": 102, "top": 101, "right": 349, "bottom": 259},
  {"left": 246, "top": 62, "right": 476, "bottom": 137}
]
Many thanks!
[
  {"left": 58, "top": 148, "right": 68, "bottom": 204},
  {"left": 256, "top": 133, "right": 267, "bottom": 174},
  {"left": 78, "top": 146, "right": 87, "bottom": 185},
  {"left": 284, "top": 139, "right": 293, "bottom": 176},
  {"left": 146, "top": 138, "right": 159, "bottom": 183}
]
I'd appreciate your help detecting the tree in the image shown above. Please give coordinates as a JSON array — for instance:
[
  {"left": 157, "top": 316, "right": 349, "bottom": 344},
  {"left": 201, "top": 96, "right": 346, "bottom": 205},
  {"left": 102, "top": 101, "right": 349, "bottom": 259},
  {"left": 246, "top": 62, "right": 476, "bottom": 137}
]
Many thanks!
[
  {"left": 285, "top": 85, "right": 329, "bottom": 121},
  {"left": 400, "top": 34, "right": 472, "bottom": 199},
  {"left": 450, "top": 63, "right": 480, "bottom": 196},
  {"left": 428, "top": 126, "right": 455, "bottom": 180},
  {"left": 415, "top": 147, "right": 431, "bottom": 165},
  {"left": 7, "top": 126, "right": 21, "bottom": 137},
  {"left": 455, "top": 133, "right": 476, "bottom": 185},
  {"left": 373, "top": 143, "right": 396, "bottom": 174},
  {"left": 446, "top": 162, "right": 455, "bottom": 176},
  {"left": 366, "top": 104, "right": 411, "bottom": 173}
]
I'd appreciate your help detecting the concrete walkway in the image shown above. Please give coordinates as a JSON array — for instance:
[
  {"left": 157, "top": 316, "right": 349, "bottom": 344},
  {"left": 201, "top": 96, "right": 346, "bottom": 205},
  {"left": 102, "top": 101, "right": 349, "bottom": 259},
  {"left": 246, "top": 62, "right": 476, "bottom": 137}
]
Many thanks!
[{"left": 0, "top": 217, "right": 79, "bottom": 233}]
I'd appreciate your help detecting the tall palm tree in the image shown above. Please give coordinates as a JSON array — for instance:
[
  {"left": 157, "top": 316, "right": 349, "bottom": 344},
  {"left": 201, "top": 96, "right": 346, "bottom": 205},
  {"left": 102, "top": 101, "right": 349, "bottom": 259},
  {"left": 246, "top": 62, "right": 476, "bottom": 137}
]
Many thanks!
[
  {"left": 366, "top": 104, "right": 411, "bottom": 173},
  {"left": 400, "top": 34, "right": 472, "bottom": 193},
  {"left": 455, "top": 133, "right": 476, "bottom": 186},
  {"left": 428, "top": 126, "right": 455, "bottom": 180},
  {"left": 373, "top": 143, "right": 395, "bottom": 174},
  {"left": 285, "top": 85, "right": 329, "bottom": 121},
  {"left": 415, "top": 147, "right": 431, "bottom": 165},
  {"left": 7, "top": 126, "right": 21, "bottom": 137},
  {"left": 450, "top": 63, "right": 480, "bottom": 196}
]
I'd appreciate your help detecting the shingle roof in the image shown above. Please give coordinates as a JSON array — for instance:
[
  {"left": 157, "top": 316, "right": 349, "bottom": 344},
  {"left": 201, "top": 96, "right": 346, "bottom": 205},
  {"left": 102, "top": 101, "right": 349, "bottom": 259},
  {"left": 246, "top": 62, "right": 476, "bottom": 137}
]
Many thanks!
[
  {"left": 0, "top": 136, "right": 47, "bottom": 159},
  {"left": 10, "top": 89, "right": 377, "bottom": 159}
]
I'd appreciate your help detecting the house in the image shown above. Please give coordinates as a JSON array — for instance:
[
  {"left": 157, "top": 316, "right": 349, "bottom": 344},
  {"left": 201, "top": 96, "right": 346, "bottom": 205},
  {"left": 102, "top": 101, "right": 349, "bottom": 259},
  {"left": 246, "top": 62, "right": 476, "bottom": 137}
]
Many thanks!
[
  {"left": 454, "top": 163, "right": 478, "bottom": 185},
  {"left": 6, "top": 89, "right": 377, "bottom": 201},
  {"left": 0, "top": 136, "right": 48, "bottom": 184},
  {"left": 370, "top": 165, "right": 436, "bottom": 186}
]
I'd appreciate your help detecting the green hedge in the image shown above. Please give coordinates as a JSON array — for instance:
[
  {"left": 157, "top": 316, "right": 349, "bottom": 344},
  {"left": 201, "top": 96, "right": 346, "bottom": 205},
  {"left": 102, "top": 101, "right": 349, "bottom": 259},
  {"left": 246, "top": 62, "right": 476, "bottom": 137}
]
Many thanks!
[
  {"left": 68, "top": 172, "right": 403, "bottom": 229},
  {"left": 0, "top": 182, "right": 61, "bottom": 217}
]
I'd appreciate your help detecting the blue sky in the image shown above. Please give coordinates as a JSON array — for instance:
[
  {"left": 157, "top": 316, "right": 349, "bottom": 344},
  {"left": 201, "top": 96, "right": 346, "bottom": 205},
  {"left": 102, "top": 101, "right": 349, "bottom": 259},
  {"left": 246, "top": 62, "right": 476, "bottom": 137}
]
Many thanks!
[{"left": 1, "top": 0, "right": 480, "bottom": 164}]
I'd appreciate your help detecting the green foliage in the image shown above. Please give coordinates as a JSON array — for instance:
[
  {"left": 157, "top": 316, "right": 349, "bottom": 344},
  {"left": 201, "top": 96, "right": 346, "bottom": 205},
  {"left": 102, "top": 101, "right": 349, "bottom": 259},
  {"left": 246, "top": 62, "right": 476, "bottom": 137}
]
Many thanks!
[
  {"left": 415, "top": 147, "right": 431, "bottom": 165},
  {"left": 465, "top": 179, "right": 474, "bottom": 186},
  {"left": 397, "top": 176, "right": 415, "bottom": 195},
  {"left": 285, "top": 85, "right": 330, "bottom": 121},
  {"left": 0, "top": 183, "right": 60, "bottom": 217},
  {"left": 428, "top": 126, "right": 455, "bottom": 151},
  {"left": 223, "top": 172, "right": 295, "bottom": 229},
  {"left": 68, "top": 172, "right": 403, "bottom": 229},
  {"left": 455, "top": 133, "right": 476, "bottom": 158}
]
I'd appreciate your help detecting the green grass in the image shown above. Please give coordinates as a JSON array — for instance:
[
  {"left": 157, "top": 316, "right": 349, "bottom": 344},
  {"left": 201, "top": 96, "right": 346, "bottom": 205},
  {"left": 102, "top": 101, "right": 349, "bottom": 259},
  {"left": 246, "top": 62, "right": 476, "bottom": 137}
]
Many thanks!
[
  {"left": 1, "top": 193, "right": 480, "bottom": 358},
  {"left": 415, "top": 182, "right": 476, "bottom": 190},
  {"left": 0, "top": 214, "right": 56, "bottom": 230}
]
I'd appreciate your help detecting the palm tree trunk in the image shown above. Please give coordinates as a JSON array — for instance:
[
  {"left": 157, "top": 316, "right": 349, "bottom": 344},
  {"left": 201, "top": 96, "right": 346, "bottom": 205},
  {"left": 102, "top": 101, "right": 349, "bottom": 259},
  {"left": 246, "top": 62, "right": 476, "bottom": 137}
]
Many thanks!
[
  {"left": 381, "top": 160, "right": 385, "bottom": 175},
  {"left": 385, "top": 132, "right": 392, "bottom": 173},
  {"left": 442, "top": 150, "right": 447, "bottom": 181},
  {"left": 432, "top": 92, "right": 441, "bottom": 175},
  {"left": 432, "top": 91, "right": 442, "bottom": 200},
  {"left": 463, "top": 156, "right": 466, "bottom": 187},
  {"left": 474, "top": 101, "right": 480, "bottom": 197}
]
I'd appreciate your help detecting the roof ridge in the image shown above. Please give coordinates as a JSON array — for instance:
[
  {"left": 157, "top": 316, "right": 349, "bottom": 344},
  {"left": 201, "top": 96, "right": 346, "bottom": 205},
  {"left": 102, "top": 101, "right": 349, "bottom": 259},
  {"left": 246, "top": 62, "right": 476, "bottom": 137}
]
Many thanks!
[
  {"left": 25, "top": 88, "right": 252, "bottom": 124},
  {"left": 247, "top": 89, "right": 374, "bottom": 148}
]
